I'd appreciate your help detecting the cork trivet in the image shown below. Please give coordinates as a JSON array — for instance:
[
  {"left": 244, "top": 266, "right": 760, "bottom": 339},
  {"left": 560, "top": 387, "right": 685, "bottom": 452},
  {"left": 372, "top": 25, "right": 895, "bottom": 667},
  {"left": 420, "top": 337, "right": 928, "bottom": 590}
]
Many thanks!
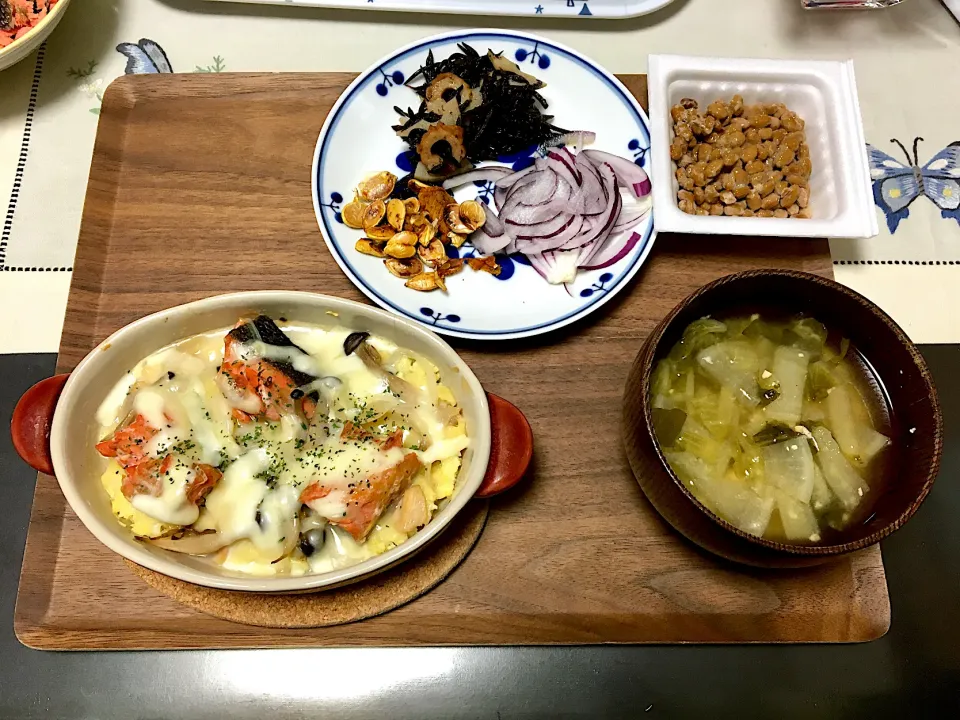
[{"left": 125, "top": 500, "right": 488, "bottom": 628}]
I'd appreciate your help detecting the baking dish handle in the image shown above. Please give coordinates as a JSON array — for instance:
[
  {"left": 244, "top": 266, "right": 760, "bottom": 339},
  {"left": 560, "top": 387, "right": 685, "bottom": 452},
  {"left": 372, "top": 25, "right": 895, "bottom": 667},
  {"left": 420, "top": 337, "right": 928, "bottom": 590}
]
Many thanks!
[
  {"left": 475, "top": 393, "right": 533, "bottom": 499},
  {"left": 11, "top": 373, "right": 70, "bottom": 476}
]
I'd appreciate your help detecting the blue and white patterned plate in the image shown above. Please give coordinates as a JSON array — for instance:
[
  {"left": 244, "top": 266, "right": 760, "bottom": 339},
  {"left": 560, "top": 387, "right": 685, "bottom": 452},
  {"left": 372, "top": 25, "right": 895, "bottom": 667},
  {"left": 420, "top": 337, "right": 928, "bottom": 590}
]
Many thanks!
[
  {"left": 206, "top": 1, "right": 676, "bottom": 20},
  {"left": 312, "top": 29, "right": 656, "bottom": 340}
]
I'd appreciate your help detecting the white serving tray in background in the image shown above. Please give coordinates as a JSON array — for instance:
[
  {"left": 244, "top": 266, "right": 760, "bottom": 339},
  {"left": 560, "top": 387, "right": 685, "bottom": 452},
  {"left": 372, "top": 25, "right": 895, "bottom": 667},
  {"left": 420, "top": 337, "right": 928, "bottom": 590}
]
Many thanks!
[
  {"left": 647, "top": 54, "right": 878, "bottom": 239},
  {"left": 202, "top": 0, "right": 676, "bottom": 18}
]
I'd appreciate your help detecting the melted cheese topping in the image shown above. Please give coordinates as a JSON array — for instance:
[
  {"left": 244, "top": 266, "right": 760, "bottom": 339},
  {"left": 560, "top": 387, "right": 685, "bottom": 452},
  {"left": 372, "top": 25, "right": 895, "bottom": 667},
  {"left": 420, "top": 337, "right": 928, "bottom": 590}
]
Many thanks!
[{"left": 96, "top": 321, "right": 468, "bottom": 577}]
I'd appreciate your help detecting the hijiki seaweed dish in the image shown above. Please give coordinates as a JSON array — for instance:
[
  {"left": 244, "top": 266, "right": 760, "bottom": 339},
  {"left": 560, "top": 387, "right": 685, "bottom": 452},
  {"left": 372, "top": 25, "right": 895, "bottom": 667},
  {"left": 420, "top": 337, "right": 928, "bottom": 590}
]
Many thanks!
[
  {"left": 394, "top": 43, "right": 567, "bottom": 178},
  {"left": 343, "top": 43, "right": 653, "bottom": 293}
]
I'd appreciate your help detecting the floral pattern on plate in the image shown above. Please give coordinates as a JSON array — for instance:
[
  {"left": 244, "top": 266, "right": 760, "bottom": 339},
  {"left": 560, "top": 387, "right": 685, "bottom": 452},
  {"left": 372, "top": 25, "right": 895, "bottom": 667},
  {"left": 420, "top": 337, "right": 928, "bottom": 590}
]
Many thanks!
[{"left": 312, "top": 29, "right": 655, "bottom": 340}]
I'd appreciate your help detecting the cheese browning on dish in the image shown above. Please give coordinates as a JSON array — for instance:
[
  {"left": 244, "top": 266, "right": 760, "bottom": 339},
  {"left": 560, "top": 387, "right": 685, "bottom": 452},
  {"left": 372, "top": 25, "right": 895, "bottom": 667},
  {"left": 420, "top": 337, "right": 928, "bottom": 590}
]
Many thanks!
[{"left": 95, "top": 315, "right": 469, "bottom": 576}]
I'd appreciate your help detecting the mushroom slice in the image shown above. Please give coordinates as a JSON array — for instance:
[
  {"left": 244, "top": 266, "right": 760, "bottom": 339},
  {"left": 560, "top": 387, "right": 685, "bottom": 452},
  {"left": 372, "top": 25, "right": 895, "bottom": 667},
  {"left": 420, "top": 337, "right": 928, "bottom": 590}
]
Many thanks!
[
  {"left": 405, "top": 211, "right": 426, "bottom": 234},
  {"left": 343, "top": 332, "right": 370, "bottom": 356},
  {"left": 417, "top": 222, "right": 437, "bottom": 247},
  {"left": 467, "top": 256, "right": 502, "bottom": 275},
  {"left": 362, "top": 199, "right": 387, "bottom": 231},
  {"left": 443, "top": 203, "right": 473, "bottom": 235},
  {"left": 342, "top": 200, "right": 368, "bottom": 229},
  {"left": 395, "top": 485, "right": 429, "bottom": 534},
  {"left": 417, "top": 238, "right": 447, "bottom": 266},
  {"left": 385, "top": 256, "right": 424, "bottom": 278},
  {"left": 366, "top": 224, "right": 397, "bottom": 241},
  {"left": 357, "top": 171, "right": 397, "bottom": 202},
  {"left": 436, "top": 258, "right": 464, "bottom": 279},
  {"left": 458, "top": 200, "right": 486, "bottom": 232},
  {"left": 407, "top": 178, "right": 434, "bottom": 194},
  {"left": 355, "top": 239, "right": 385, "bottom": 258},
  {"left": 418, "top": 186, "right": 456, "bottom": 225},
  {"left": 141, "top": 529, "right": 233, "bottom": 556},
  {"left": 342, "top": 333, "right": 419, "bottom": 400},
  {"left": 386, "top": 198, "right": 406, "bottom": 231},
  {"left": 447, "top": 231, "right": 468, "bottom": 248},
  {"left": 405, "top": 272, "right": 442, "bottom": 292}
]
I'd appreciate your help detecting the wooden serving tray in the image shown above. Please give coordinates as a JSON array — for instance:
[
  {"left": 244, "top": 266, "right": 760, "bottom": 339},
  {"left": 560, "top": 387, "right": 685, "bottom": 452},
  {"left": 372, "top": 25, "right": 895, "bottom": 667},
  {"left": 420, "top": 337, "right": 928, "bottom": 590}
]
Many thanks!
[{"left": 14, "top": 73, "right": 890, "bottom": 649}]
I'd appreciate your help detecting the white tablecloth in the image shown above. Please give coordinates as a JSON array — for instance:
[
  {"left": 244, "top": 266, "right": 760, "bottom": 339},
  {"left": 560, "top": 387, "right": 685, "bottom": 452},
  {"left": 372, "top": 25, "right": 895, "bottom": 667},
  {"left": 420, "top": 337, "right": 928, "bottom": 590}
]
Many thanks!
[{"left": 1, "top": 0, "right": 957, "bottom": 352}]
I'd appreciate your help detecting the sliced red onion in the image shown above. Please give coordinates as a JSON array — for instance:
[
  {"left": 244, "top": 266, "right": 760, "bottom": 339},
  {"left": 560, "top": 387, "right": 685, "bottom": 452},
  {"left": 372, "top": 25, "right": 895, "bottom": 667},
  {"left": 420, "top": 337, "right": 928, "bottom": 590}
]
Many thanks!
[
  {"left": 541, "top": 249, "right": 581, "bottom": 285},
  {"left": 515, "top": 215, "right": 585, "bottom": 252},
  {"left": 505, "top": 171, "right": 562, "bottom": 209},
  {"left": 542, "top": 131, "right": 597, "bottom": 152},
  {"left": 496, "top": 172, "right": 538, "bottom": 212},
  {"left": 545, "top": 150, "right": 582, "bottom": 188},
  {"left": 467, "top": 141, "right": 652, "bottom": 284},
  {"left": 582, "top": 149, "right": 651, "bottom": 198},
  {"left": 609, "top": 195, "right": 652, "bottom": 235},
  {"left": 472, "top": 227, "right": 512, "bottom": 255},
  {"left": 497, "top": 165, "right": 537, "bottom": 188},
  {"left": 501, "top": 199, "right": 571, "bottom": 227},
  {"left": 571, "top": 154, "right": 606, "bottom": 216},
  {"left": 442, "top": 166, "right": 514, "bottom": 190},
  {"left": 494, "top": 185, "right": 507, "bottom": 211},
  {"left": 526, "top": 252, "right": 552, "bottom": 281},
  {"left": 484, "top": 208, "right": 506, "bottom": 237},
  {"left": 511, "top": 212, "right": 577, "bottom": 241},
  {"left": 560, "top": 163, "right": 616, "bottom": 250},
  {"left": 582, "top": 231, "right": 644, "bottom": 270}
]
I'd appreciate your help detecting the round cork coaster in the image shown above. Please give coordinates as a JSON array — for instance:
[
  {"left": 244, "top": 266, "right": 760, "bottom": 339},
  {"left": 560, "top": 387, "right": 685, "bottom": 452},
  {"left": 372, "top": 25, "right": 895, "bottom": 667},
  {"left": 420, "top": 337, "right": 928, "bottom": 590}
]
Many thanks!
[{"left": 125, "top": 500, "right": 488, "bottom": 628}]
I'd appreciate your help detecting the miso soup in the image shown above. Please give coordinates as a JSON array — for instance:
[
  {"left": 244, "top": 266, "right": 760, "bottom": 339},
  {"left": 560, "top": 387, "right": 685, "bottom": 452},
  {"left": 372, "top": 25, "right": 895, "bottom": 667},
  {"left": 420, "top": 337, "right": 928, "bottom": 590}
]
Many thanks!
[{"left": 651, "top": 312, "right": 893, "bottom": 545}]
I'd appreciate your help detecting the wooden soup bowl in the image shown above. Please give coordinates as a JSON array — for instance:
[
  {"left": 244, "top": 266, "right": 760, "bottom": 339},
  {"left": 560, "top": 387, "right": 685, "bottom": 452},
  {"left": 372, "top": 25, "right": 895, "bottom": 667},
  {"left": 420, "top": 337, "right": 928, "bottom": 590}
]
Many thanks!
[{"left": 622, "top": 270, "right": 942, "bottom": 568}]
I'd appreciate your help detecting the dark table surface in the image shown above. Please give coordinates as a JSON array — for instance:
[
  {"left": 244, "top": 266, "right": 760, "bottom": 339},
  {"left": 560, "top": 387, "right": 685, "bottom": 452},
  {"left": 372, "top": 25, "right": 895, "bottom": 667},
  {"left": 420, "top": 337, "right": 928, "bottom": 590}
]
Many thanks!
[{"left": 1, "top": 348, "right": 958, "bottom": 719}]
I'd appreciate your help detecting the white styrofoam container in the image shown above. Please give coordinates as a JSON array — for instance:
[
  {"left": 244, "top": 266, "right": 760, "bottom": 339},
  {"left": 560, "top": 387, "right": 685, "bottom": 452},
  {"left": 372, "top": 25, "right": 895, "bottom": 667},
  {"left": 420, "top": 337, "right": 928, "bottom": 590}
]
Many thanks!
[{"left": 648, "top": 54, "right": 878, "bottom": 239}]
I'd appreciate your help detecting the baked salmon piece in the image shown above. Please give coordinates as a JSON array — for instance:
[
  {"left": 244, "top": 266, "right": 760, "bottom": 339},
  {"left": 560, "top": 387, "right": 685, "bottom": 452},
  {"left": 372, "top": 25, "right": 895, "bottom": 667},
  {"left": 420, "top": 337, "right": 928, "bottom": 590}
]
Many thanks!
[
  {"left": 300, "top": 452, "right": 422, "bottom": 541},
  {"left": 185, "top": 463, "right": 223, "bottom": 505},
  {"left": 219, "top": 315, "right": 320, "bottom": 422},
  {"left": 97, "top": 400, "right": 222, "bottom": 506},
  {"left": 118, "top": 454, "right": 222, "bottom": 505},
  {"left": 96, "top": 413, "right": 161, "bottom": 470},
  {"left": 120, "top": 454, "right": 172, "bottom": 500}
]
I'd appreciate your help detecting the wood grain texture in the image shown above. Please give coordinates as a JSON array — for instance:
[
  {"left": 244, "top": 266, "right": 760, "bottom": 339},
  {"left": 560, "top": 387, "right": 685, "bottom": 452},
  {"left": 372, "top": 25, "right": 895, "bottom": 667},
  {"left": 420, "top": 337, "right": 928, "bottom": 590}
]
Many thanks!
[{"left": 15, "top": 73, "right": 889, "bottom": 650}]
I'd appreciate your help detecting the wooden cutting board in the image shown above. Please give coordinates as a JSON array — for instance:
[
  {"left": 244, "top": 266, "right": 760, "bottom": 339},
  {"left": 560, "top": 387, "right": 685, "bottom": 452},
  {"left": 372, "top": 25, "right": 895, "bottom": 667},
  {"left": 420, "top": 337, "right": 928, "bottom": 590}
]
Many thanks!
[{"left": 14, "top": 73, "right": 889, "bottom": 649}]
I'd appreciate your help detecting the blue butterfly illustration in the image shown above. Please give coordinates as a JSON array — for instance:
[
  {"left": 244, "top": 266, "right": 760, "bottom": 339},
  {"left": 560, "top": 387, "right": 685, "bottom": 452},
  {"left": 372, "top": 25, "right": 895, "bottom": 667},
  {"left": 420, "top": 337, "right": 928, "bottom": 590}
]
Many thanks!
[
  {"left": 867, "top": 137, "right": 960, "bottom": 233},
  {"left": 116, "top": 39, "right": 173, "bottom": 75}
]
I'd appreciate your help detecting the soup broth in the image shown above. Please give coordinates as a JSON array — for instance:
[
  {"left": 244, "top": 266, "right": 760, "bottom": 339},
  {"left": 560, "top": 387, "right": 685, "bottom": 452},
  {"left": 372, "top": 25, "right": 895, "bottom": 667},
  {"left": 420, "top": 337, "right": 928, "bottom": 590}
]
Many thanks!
[{"left": 651, "top": 312, "right": 893, "bottom": 545}]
